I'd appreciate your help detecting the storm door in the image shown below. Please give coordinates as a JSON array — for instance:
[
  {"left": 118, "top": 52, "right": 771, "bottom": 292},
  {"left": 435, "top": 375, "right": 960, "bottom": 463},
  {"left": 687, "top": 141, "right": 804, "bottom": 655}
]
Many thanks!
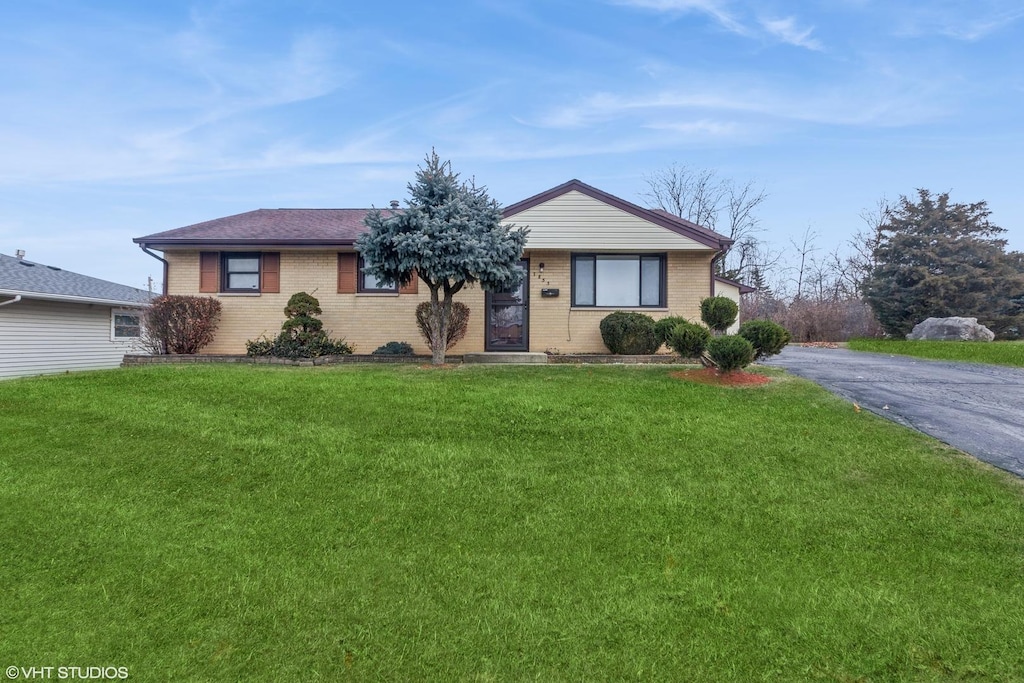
[{"left": 484, "top": 259, "right": 529, "bottom": 351}]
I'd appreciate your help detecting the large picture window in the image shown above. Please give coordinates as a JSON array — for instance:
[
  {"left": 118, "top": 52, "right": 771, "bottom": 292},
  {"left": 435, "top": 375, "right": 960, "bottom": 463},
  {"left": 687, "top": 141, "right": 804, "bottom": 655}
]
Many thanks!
[
  {"left": 221, "top": 253, "right": 261, "bottom": 292},
  {"left": 358, "top": 257, "right": 398, "bottom": 293},
  {"left": 572, "top": 254, "right": 666, "bottom": 307}
]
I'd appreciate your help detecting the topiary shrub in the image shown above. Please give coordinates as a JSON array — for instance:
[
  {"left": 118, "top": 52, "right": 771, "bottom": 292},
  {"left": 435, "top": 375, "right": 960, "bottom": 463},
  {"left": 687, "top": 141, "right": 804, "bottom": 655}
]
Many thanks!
[
  {"left": 246, "top": 292, "right": 352, "bottom": 358},
  {"left": 700, "top": 296, "right": 739, "bottom": 335},
  {"left": 143, "top": 295, "right": 222, "bottom": 354},
  {"left": 599, "top": 311, "right": 659, "bottom": 354},
  {"left": 706, "top": 335, "right": 755, "bottom": 373},
  {"left": 415, "top": 301, "right": 470, "bottom": 351},
  {"left": 739, "top": 319, "right": 791, "bottom": 360},
  {"left": 666, "top": 321, "right": 712, "bottom": 359},
  {"left": 654, "top": 316, "right": 690, "bottom": 347},
  {"left": 373, "top": 341, "right": 415, "bottom": 356}
]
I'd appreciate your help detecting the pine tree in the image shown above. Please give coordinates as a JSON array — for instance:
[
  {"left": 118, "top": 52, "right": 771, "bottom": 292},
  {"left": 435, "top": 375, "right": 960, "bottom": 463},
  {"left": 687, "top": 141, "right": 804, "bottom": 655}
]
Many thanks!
[
  {"left": 862, "top": 189, "right": 1024, "bottom": 338},
  {"left": 357, "top": 152, "right": 529, "bottom": 364}
]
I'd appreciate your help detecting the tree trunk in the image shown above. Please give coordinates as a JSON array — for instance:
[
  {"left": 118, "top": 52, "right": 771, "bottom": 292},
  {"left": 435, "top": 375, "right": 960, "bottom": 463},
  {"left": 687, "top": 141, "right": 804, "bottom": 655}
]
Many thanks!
[{"left": 428, "top": 287, "right": 447, "bottom": 365}]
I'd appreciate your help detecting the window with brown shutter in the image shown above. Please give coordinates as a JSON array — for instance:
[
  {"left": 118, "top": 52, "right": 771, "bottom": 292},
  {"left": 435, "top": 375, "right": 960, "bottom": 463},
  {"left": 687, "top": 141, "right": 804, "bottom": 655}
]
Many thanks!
[
  {"left": 337, "top": 253, "right": 357, "bottom": 293},
  {"left": 261, "top": 252, "right": 280, "bottom": 293},
  {"left": 199, "top": 252, "right": 219, "bottom": 293},
  {"left": 399, "top": 269, "right": 419, "bottom": 295}
]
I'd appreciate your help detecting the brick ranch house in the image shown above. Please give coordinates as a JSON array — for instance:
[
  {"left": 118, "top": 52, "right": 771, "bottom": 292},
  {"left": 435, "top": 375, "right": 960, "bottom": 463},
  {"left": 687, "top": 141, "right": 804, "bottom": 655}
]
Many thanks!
[{"left": 134, "top": 179, "right": 753, "bottom": 355}]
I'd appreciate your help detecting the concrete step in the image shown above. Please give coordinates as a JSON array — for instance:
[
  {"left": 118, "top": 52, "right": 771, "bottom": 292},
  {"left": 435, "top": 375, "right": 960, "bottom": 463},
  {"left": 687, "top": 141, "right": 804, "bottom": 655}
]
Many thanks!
[{"left": 462, "top": 352, "right": 549, "bottom": 364}]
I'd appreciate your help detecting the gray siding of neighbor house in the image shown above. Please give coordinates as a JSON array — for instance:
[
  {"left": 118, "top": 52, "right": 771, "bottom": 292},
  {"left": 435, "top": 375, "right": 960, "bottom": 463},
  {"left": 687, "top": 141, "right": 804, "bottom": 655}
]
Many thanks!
[{"left": 0, "top": 298, "right": 146, "bottom": 379}]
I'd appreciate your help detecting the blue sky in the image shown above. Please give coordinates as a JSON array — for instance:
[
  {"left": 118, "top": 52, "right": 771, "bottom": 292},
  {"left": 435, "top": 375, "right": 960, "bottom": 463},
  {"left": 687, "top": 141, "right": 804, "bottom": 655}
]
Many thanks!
[{"left": 1, "top": 0, "right": 1021, "bottom": 291}]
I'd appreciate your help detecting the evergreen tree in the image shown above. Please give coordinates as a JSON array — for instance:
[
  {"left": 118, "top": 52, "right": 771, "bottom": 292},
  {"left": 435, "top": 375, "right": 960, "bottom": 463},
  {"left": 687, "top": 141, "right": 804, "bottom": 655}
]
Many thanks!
[
  {"left": 862, "top": 189, "right": 1024, "bottom": 338},
  {"left": 357, "top": 152, "right": 529, "bottom": 364}
]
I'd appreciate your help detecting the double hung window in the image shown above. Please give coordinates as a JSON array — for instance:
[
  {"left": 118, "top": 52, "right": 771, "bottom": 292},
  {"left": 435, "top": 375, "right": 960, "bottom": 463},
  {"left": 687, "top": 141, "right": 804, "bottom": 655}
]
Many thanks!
[
  {"left": 358, "top": 257, "right": 398, "bottom": 293},
  {"left": 222, "top": 253, "right": 261, "bottom": 292}
]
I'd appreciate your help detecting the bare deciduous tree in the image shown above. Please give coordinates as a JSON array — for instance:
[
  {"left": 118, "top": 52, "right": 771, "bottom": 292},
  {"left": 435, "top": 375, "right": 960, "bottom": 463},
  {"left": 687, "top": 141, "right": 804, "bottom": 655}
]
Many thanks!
[{"left": 642, "top": 164, "right": 768, "bottom": 283}]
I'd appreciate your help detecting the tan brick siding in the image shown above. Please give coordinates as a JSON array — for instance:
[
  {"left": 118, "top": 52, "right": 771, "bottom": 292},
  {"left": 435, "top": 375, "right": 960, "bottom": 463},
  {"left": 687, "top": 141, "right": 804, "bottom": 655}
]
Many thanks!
[
  {"left": 525, "top": 250, "right": 713, "bottom": 353},
  {"left": 164, "top": 248, "right": 713, "bottom": 355}
]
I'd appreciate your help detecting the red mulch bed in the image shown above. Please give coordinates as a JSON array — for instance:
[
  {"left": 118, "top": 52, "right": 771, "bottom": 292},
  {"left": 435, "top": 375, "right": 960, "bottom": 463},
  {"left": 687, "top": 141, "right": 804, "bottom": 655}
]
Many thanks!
[{"left": 669, "top": 367, "right": 772, "bottom": 387}]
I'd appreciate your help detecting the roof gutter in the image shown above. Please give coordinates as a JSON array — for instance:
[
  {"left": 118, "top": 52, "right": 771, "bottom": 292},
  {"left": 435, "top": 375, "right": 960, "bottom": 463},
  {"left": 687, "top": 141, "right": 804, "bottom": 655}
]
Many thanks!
[
  {"left": 0, "top": 294, "right": 22, "bottom": 308},
  {"left": 0, "top": 289, "right": 148, "bottom": 307},
  {"left": 138, "top": 244, "right": 168, "bottom": 296}
]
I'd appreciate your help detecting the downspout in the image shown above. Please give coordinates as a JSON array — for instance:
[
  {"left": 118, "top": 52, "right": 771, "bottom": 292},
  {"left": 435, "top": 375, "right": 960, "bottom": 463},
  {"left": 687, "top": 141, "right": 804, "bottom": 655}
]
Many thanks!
[
  {"left": 0, "top": 295, "right": 22, "bottom": 308},
  {"left": 709, "top": 251, "right": 724, "bottom": 296},
  {"left": 138, "top": 244, "right": 169, "bottom": 295}
]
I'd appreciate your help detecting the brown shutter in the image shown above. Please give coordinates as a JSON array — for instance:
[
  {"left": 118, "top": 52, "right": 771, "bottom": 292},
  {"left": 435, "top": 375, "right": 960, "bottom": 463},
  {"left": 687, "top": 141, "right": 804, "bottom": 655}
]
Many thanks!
[
  {"left": 337, "top": 253, "right": 357, "bottom": 293},
  {"left": 261, "top": 252, "right": 280, "bottom": 293},
  {"left": 199, "top": 252, "right": 219, "bottom": 293},
  {"left": 399, "top": 269, "right": 418, "bottom": 295}
]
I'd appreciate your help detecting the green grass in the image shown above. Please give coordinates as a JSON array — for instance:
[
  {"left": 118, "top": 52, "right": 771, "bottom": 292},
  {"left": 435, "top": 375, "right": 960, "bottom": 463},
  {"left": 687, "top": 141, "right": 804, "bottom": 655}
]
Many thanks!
[
  {"left": 849, "top": 338, "right": 1024, "bottom": 367},
  {"left": 2, "top": 364, "right": 1023, "bottom": 681}
]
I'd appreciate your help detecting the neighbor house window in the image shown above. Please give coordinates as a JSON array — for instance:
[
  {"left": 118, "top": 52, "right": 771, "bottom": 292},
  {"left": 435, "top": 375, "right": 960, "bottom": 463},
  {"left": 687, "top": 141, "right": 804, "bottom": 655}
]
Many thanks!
[
  {"left": 358, "top": 257, "right": 398, "bottom": 293},
  {"left": 221, "top": 253, "right": 261, "bottom": 292},
  {"left": 572, "top": 254, "right": 666, "bottom": 307},
  {"left": 111, "top": 310, "right": 141, "bottom": 340}
]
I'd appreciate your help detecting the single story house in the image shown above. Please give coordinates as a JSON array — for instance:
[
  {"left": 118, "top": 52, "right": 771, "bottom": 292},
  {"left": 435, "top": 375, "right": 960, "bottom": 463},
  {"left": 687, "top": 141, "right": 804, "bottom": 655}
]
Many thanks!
[
  {"left": 0, "top": 252, "right": 152, "bottom": 379},
  {"left": 133, "top": 179, "right": 752, "bottom": 355}
]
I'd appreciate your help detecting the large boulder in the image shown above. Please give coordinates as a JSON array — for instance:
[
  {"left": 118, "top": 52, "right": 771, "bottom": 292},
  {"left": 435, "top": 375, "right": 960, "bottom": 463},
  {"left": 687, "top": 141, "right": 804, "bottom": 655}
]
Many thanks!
[{"left": 906, "top": 317, "right": 995, "bottom": 342}]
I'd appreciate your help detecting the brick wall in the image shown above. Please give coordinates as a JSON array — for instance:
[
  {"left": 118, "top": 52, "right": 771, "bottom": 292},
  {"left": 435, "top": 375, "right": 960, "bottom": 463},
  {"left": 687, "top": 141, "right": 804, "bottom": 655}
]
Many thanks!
[
  {"left": 165, "top": 249, "right": 713, "bottom": 355},
  {"left": 524, "top": 250, "right": 714, "bottom": 353}
]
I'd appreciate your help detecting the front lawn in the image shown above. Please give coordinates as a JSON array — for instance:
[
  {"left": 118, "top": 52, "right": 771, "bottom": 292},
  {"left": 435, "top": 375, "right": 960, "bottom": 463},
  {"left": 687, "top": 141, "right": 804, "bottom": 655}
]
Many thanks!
[
  {"left": 849, "top": 338, "right": 1024, "bottom": 367},
  {"left": 1, "top": 365, "right": 1022, "bottom": 680}
]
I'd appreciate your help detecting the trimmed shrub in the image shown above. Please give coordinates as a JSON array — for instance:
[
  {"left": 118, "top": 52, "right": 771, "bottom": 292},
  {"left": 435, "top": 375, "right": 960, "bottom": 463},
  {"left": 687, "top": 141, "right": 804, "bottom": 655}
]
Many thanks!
[
  {"left": 706, "top": 335, "right": 755, "bottom": 373},
  {"left": 666, "top": 321, "right": 711, "bottom": 359},
  {"left": 700, "top": 296, "right": 739, "bottom": 334},
  {"left": 143, "top": 295, "right": 222, "bottom": 354},
  {"left": 599, "top": 311, "right": 659, "bottom": 355},
  {"left": 415, "top": 301, "right": 470, "bottom": 351},
  {"left": 246, "top": 292, "right": 352, "bottom": 358},
  {"left": 654, "top": 316, "right": 690, "bottom": 347},
  {"left": 739, "top": 319, "right": 791, "bottom": 360},
  {"left": 373, "top": 341, "right": 415, "bottom": 356}
]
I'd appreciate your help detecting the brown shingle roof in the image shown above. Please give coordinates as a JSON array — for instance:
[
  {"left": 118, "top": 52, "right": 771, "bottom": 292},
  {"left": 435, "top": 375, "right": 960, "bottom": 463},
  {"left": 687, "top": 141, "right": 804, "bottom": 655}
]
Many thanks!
[
  {"left": 134, "top": 208, "right": 382, "bottom": 247},
  {"left": 134, "top": 181, "right": 733, "bottom": 251}
]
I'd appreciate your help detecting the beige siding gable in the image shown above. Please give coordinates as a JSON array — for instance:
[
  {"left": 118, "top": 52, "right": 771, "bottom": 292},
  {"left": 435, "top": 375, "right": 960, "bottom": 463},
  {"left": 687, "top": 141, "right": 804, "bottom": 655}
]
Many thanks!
[{"left": 506, "top": 190, "right": 710, "bottom": 251}]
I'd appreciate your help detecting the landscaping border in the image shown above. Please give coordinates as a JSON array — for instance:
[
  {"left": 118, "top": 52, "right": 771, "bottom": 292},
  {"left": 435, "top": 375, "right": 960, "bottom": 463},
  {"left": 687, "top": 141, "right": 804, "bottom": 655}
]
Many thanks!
[{"left": 123, "top": 353, "right": 697, "bottom": 367}]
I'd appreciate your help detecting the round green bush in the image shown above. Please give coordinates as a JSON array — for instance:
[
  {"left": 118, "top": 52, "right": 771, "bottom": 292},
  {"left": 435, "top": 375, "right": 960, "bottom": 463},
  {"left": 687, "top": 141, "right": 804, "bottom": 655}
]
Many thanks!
[
  {"left": 666, "top": 321, "right": 711, "bottom": 359},
  {"left": 653, "top": 316, "right": 690, "bottom": 347},
  {"left": 706, "top": 335, "right": 755, "bottom": 373},
  {"left": 599, "top": 311, "right": 659, "bottom": 355},
  {"left": 738, "top": 320, "right": 791, "bottom": 360},
  {"left": 700, "top": 296, "right": 739, "bottom": 333},
  {"left": 373, "top": 341, "right": 415, "bottom": 356}
]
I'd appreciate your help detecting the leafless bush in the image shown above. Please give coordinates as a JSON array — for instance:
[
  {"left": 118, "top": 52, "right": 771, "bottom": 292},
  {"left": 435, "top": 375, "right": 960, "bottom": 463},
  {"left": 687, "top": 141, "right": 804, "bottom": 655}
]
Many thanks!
[{"left": 143, "top": 295, "right": 222, "bottom": 354}]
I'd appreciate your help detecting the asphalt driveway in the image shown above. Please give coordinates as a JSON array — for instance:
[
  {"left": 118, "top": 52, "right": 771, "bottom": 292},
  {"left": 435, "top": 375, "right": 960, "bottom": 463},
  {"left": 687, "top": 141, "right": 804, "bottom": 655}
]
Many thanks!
[{"left": 761, "top": 346, "right": 1024, "bottom": 477}]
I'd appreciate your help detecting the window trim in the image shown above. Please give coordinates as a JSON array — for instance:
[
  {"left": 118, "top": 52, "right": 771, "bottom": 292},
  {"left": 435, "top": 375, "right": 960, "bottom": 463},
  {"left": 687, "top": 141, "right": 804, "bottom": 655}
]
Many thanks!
[
  {"left": 357, "top": 256, "right": 398, "bottom": 293},
  {"left": 111, "top": 309, "right": 142, "bottom": 341},
  {"left": 571, "top": 253, "right": 667, "bottom": 308},
  {"left": 221, "top": 252, "right": 262, "bottom": 293}
]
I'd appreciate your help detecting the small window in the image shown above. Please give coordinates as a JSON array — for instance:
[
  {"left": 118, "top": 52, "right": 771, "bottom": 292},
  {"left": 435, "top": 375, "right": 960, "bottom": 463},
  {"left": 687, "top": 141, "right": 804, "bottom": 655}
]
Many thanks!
[
  {"left": 358, "top": 257, "right": 398, "bottom": 293},
  {"left": 572, "top": 254, "right": 666, "bottom": 308},
  {"left": 112, "top": 310, "right": 141, "bottom": 340},
  {"left": 222, "top": 253, "right": 261, "bottom": 292}
]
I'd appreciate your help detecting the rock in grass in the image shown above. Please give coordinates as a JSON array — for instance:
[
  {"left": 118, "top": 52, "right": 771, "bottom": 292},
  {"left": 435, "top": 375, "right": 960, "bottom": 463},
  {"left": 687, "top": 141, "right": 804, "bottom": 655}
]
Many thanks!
[{"left": 906, "top": 317, "right": 995, "bottom": 342}]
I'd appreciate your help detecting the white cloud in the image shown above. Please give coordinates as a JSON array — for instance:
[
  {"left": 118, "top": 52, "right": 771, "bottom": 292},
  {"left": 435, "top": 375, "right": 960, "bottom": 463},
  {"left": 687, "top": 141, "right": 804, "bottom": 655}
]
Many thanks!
[
  {"left": 608, "top": 0, "right": 750, "bottom": 36},
  {"left": 887, "top": 1, "right": 1024, "bottom": 41},
  {"left": 760, "top": 17, "right": 823, "bottom": 50}
]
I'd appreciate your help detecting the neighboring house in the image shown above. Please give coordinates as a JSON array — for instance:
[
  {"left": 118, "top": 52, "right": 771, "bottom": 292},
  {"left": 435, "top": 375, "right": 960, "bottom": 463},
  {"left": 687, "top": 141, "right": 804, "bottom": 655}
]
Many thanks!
[
  {"left": 0, "top": 252, "right": 152, "bottom": 379},
  {"left": 713, "top": 275, "right": 757, "bottom": 334},
  {"left": 134, "top": 179, "right": 745, "bottom": 355}
]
